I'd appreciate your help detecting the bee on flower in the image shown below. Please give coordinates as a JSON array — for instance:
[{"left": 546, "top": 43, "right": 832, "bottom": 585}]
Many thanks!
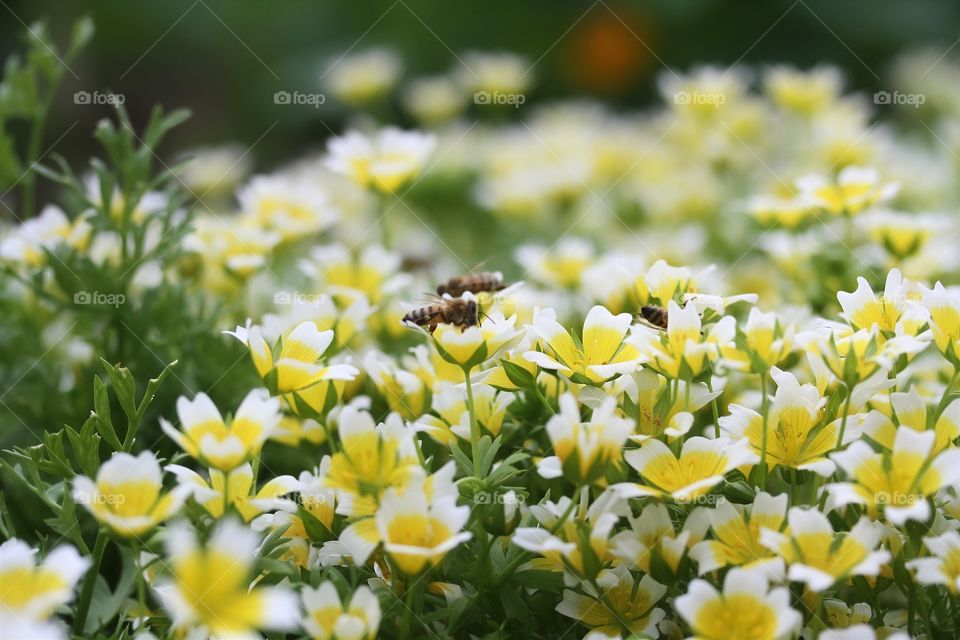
[
  {"left": 160, "top": 388, "right": 282, "bottom": 471},
  {"left": 72, "top": 451, "right": 191, "bottom": 536},
  {"left": 629, "top": 300, "right": 735, "bottom": 380},
  {"left": 424, "top": 308, "right": 519, "bottom": 371},
  {"left": 153, "top": 519, "right": 299, "bottom": 637},
  {"left": 0, "top": 539, "right": 90, "bottom": 640}
]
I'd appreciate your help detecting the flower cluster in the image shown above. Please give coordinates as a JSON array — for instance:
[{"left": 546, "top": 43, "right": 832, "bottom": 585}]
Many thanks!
[{"left": 3, "top": 28, "right": 960, "bottom": 640}]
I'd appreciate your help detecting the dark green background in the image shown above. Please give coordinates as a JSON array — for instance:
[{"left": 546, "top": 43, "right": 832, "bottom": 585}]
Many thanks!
[{"left": 1, "top": 0, "right": 957, "bottom": 171}]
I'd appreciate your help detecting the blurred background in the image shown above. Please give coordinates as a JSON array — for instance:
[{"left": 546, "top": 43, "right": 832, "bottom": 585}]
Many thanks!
[{"left": 1, "top": 0, "right": 958, "bottom": 170}]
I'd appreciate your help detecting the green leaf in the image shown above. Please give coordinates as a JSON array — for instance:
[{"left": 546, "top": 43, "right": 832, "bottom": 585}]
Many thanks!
[
  {"left": 84, "top": 546, "right": 137, "bottom": 634},
  {"left": 92, "top": 375, "right": 122, "bottom": 451}
]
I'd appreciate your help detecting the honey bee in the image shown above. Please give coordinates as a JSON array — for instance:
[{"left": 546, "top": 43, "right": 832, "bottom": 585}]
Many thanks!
[
  {"left": 638, "top": 305, "right": 669, "bottom": 330},
  {"left": 403, "top": 296, "right": 479, "bottom": 333},
  {"left": 436, "top": 271, "right": 506, "bottom": 297}
]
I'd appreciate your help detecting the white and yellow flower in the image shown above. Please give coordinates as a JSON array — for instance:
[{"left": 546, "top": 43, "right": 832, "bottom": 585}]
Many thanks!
[
  {"left": 515, "top": 239, "right": 594, "bottom": 290},
  {"left": 630, "top": 300, "right": 735, "bottom": 379},
  {"left": 324, "top": 407, "right": 421, "bottom": 506},
  {"left": 377, "top": 487, "right": 470, "bottom": 574},
  {"left": 689, "top": 493, "right": 788, "bottom": 576},
  {"left": 416, "top": 381, "right": 512, "bottom": 444},
  {"left": 674, "top": 566, "right": 801, "bottom": 640},
  {"left": 512, "top": 492, "right": 624, "bottom": 583},
  {"left": 168, "top": 462, "right": 299, "bottom": 521},
  {"left": 860, "top": 386, "right": 960, "bottom": 454},
  {"left": 428, "top": 309, "right": 519, "bottom": 370},
  {"left": 609, "top": 502, "right": 708, "bottom": 574},
  {"left": 324, "top": 47, "right": 401, "bottom": 105},
  {"left": 161, "top": 388, "right": 281, "bottom": 471},
  {"left": 556, "top": 566, "right": 665, "bottom": 639},
  {"left": 719, "top": 367, "right": 840, "bottom": 476},
  {"left": 154, "top": 519, "right": 299, "bottom": 637},
  {"left": 837, "top": 269, "right": 926, "bottom": 334},
  {"left": 0, "top": 538, "right": 89, "bottom": 637},
  {"left": 760, "top": 508, "right": 889, "bottom": 591},
  {"left": 906, "top": 530, "right": 960, "bottom": 593},
  {"left": 796, "top": 166, "right": 899, "bottom": 217},
  {"left": 226, "top": 321, "right": 359, "bottom": 395},
  {"left": 301, "top": 581, "right": 381, "bottom": 640},
  {"left": 921, "top": 281, "right": 960, "bottom": 363},
  {"left": 363, "top": 350, "right": 431, "bottom": 421},
  {"left": 825, "top": 426, "right": 960, "bottom": 525},
  {"left": 73, "top": 451, "right": 190, "bottom": 536},
  {"left": 721, "top": 308, "right": 795, "bottom": 372},
  {"left": 326, "top": 127, "right": 436, "bottom": 194},
  {"left": 537, "top": 393, "right": 632, "bottom": 484},
  {"left": 617, "top": 436, "right": 758, "bottom": 502},
  {"left": 237, "top": 173, "right": 335, "bottom": 240},
  {"left": 526, "top": 305, "right": 639, "bottom": 385}
]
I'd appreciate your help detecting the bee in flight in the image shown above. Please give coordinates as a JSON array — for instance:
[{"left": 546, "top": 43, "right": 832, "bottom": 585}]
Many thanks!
[
  {"left": 638, "top": 305, "right": 669, "bottom": 330},
  {"left": 403, "top": 296, "right": 479, "bottom": 334},
  {"left": 436, "top": 271, "right": 506, "bottom": 298}
]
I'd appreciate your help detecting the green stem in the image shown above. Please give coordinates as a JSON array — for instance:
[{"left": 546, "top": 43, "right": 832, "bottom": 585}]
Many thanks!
[
  {"left": 533, "top": 383, "right": 555, "bottom": 415},
  {"left": 835, "top": 383, "right": 855, "bottom": 449},
  {"left": 132, "top": 540, "right": 147, "bottom": 620},
  {"left": 73, "top": 529, "right": 108, "bottom": 634},
  {"left": 464, "top": 366, "right": 481, "bottom": 477},
  {"left": 935, "top": 365, "right": 960, "bottom": 420},
  {"left": 706, "top": 371, "right": 721, "bottom": 438},
  {"left": 759, "top": 370, "right": 770, "bottom": 490},
  {"left": 21, "top": 102, "right": 49, "bottom": 218}
]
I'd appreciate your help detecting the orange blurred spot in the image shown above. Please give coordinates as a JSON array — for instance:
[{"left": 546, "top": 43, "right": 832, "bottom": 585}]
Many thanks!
[{"left": 565, "top": 5, "right": 654, "bottom": 94}]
